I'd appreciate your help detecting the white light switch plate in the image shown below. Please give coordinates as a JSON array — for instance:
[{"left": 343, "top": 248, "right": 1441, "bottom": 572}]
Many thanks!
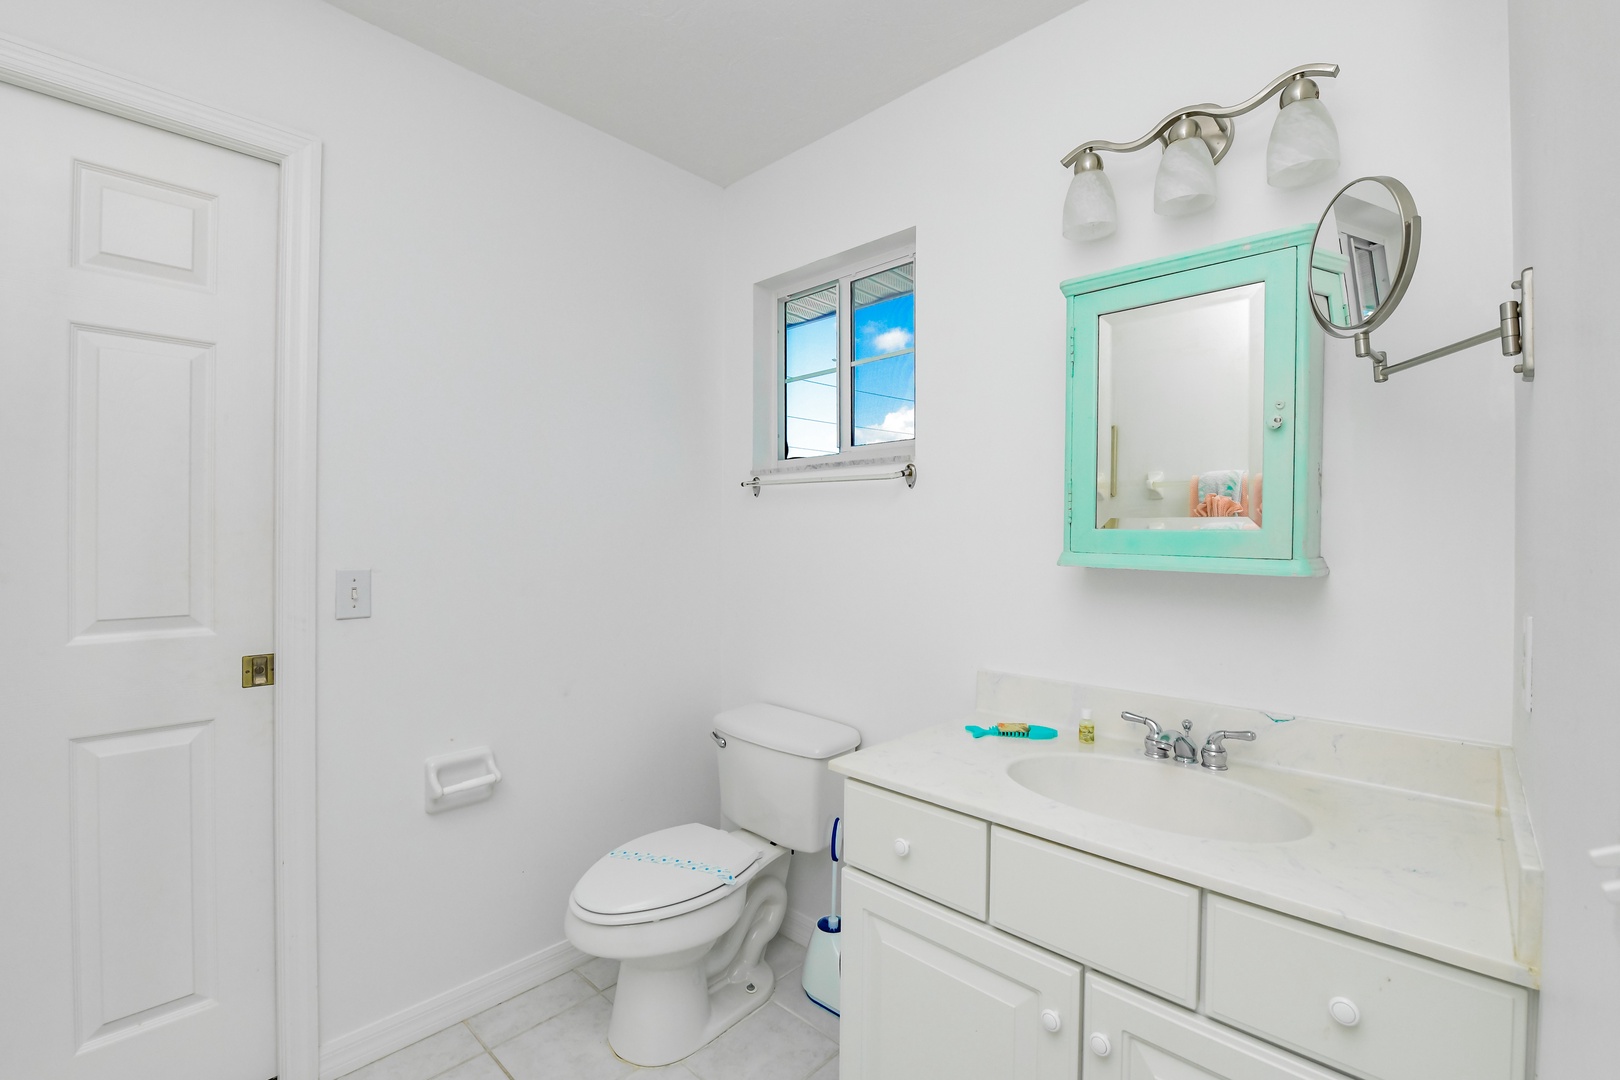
[{"left": 336, "top": 570, "right": 371, "bottom": 619}]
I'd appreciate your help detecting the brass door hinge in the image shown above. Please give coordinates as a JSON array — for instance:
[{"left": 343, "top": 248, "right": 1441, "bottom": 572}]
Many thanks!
[{"left": 242, "top": 653, "right": 275, "bottom": 687}]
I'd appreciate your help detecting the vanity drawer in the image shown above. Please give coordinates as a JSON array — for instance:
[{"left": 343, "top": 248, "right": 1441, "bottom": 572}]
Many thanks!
[
  {"left": 990, "top": 827, "right": 1200, "bottom": 1007},
  {"left": 843, "top": 781, "right": 989, "bottom": 919},
  {"left": 1083, "top": 971, "right": 1352, "bottom": 1080},
  {"left": 1203, "top": 896, "right": 1530, "bottom": 1080}
]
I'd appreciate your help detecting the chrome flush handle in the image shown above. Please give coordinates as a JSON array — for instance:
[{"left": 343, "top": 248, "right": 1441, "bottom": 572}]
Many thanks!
[{"left": 1200, "top": 729, "right": 1256, "bottom": 771}]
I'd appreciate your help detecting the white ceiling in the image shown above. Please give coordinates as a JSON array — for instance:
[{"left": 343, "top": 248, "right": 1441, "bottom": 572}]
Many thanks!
[{"left": 325, "top": 0, "right": 1087, "bottom": 186}]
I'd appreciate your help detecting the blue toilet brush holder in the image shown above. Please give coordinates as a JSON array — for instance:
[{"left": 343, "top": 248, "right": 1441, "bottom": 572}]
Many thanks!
[{"left": 801, "top": 817, "right": 842, "bottom": 1015}]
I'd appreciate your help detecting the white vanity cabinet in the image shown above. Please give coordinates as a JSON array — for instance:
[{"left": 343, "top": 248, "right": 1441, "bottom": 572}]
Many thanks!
[{"left": 839, "top": 780, "right": 1531, "bottom": 1080}]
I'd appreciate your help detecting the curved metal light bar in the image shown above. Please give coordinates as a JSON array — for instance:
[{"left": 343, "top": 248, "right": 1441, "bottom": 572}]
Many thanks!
[{"left": 1060, "top": 62, "right": 1340, "bottom": 169}]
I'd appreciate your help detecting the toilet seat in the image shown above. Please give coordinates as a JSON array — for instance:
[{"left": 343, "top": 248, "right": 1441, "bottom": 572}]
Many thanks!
[{"left": 571, "top": 823, "right": 764, "bottom": 926}]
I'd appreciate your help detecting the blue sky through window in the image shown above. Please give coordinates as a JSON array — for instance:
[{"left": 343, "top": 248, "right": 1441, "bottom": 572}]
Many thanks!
[
  {"left": 781, "top": 261, "right": 914, "bottom": 458},
  {"left": 786, "top": 311, "right": 836, "bottom": 377},
  {"left": 853, "top": 287, "right": 915, "bottom": 445},
  {"left": 784, "top": 298, "right": 838, "bottom": 457}
]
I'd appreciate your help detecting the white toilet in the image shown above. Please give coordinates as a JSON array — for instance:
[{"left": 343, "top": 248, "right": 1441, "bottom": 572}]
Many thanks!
[{"left": 565, "top": 703, "right": 859, "bottom": 1067}]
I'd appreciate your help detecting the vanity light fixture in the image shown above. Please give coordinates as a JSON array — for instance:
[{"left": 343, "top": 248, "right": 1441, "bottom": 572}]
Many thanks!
[{"left": 1060, "top": 62, "right": 1342, "bottom": 241}]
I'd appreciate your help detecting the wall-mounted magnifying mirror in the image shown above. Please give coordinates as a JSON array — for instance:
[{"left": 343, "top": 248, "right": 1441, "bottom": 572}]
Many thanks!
[
  {"left": 1310, "top": 175, "right": 1534, "bottom": 383},
  {"left": 1311, "top": 177, "right": 1419, "bottom": 335}
]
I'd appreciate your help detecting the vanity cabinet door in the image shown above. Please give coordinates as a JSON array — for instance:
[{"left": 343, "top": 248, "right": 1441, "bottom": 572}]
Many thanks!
[
  {"left": 1083, "top": 973, "right": 1352, "bottom": 1080},
  {"left": 842, "top": 867, "right": 1081, "bottom": 1080}
]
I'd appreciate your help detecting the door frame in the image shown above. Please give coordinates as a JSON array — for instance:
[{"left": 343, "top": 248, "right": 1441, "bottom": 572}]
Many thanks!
[{"left": 0, "top": 34, "right": 323, "bottom": 1080}]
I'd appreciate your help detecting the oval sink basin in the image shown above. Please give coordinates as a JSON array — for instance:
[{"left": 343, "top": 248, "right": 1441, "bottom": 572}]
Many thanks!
[{"left": 1006, "top": 754, "right": 1313, "bottom": 843}]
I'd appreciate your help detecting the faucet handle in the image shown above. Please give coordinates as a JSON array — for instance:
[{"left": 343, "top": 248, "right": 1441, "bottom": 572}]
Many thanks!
[
  {"left": 1200, "top": 729, "right": 1256, "bottom": 771},
  {"left": 1121, "top": 711, "right": 1162, "bottom": 736},
  {"left": 1122, "top": 712, "right": 1171, "bottom": 759}
]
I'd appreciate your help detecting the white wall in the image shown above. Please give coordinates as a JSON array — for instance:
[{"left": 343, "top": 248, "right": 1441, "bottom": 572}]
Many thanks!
[
  {"left": 1508, "top": 0, "right": 1620, "bottom": 1073},
  {"left": 0, "top": 0, "right": 725, "bottom": 1050},
  {"left": 716, "top": 0, "right": 1517, "bottom": 919}
]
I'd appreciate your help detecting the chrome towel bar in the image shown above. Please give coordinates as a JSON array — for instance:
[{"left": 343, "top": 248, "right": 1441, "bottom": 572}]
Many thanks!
[{"left": 741, "top": 462, "right": 916, "bottom": 496}]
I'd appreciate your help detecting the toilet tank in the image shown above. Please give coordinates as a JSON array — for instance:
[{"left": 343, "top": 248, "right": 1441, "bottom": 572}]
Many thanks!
[{"left": 712, "top": 703, "right": 861, "bottom": 852}]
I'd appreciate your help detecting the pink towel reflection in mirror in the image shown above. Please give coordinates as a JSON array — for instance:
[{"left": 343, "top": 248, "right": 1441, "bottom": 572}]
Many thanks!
[{"left": 1189, "top": 473, "right": 1262, "bottom": 526}]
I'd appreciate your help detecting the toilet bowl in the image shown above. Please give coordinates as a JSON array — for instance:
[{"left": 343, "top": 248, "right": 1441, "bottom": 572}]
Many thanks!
[
  {"left": 565, "top": 704, "right": 859, "bottom": 1067},
  {"left": 566, "top": 823, "right": 790, "bottom": 1066}
]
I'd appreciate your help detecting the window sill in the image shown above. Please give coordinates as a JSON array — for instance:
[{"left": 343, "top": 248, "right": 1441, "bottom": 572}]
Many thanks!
[{"left": 753, "top": 449, "right": 913, "bottom": 479}]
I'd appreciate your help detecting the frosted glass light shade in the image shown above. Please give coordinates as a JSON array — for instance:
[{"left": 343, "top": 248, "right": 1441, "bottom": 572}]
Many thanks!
[
  {"left": 1153, "top": 137, "right": 1217, "bottom": 217},
  {"left": 1267, "top": 97, "right": 1340, "bottom": 188},
  {"left": 1062, "top": 168, "right": 1117, "bottom": 241}
]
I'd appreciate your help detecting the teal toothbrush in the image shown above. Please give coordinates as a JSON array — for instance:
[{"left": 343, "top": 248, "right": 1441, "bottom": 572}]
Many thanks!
[{"left": 965, "top": 722, "right": 1057, "bottom": 740}]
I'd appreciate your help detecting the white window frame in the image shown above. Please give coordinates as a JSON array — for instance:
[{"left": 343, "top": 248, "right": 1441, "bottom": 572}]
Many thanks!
[{"left": 760, "top": 237, "right": 916, "bottom": 474}]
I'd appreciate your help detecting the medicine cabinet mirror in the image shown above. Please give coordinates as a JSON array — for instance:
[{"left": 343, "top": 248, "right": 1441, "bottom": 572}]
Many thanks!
[{"left": 1061, "top": 226, "right": 1343, "bottom": 576}]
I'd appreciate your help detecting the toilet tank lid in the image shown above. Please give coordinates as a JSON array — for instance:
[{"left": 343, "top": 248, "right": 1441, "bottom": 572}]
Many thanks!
[{"left": 713, "top": 703, "right": 860, "bottom": 760}]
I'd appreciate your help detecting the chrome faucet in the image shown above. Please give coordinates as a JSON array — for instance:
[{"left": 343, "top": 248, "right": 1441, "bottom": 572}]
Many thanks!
[
  {"left": 1120, "top": 711, "right": 1171, "bottom": 759},
  {"left": 1200, "top": 729, "right": 1257, "bottom": 771},
  {"left": 1170, "top": 720, "right": 1200, "bottom": 767},
  {"left": 1123, "top": 712, "right": 1257, "bottom": 771}
]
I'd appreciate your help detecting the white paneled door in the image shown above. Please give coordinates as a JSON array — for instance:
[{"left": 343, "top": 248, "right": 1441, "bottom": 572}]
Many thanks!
[{"left": 0, "top": 83, "right": 279, "bottom": 1080}]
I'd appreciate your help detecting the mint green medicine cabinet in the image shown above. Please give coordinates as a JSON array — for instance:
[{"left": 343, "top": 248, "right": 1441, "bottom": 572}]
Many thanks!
[{"left": 1060, "top": 225, "right": 1346, "bottom": 576}]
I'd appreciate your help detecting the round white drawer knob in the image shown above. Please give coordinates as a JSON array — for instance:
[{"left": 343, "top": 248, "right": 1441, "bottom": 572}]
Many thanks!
[
  {"left": 1040, "top": 1009, "right": 1061, "bottom": 1033},
  {"left": 893, "top": 838, "right": 911, "bottom": 857},
  {"left": 1328, "top": 996, "right": 1361, "bottom": 1027},
  {"left": 1089, "top": 1033, "right": 1112, "bottom": 1057}
]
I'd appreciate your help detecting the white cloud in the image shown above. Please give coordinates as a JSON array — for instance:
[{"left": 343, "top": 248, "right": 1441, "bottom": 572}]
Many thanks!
[
  {"left": 859, "top": 405, "right": 914, "bottom": 443},
  {"left": 871, "top": 328, "right": 914, "bottom": 354}
]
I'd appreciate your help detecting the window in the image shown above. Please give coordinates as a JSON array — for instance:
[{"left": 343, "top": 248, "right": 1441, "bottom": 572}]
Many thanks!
[
  {"left": 780, "top": 254, "right": 915, "bottom": 461},
  {"left": 1341, "top": 233, "right": 1391, "bottom": 321}
]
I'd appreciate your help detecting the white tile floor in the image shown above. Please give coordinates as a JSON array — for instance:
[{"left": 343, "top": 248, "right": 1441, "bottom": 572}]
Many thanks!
[{"left": 339, "top": 937, "right": 837, "bottom": 1080}]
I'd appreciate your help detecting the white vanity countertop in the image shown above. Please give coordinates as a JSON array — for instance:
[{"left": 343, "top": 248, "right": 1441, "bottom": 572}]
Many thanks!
[{"left": 829, "top": 676, "right": 1539, "bottom": 989}]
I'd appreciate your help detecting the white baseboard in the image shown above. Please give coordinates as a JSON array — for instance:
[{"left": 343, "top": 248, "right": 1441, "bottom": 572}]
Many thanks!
[
  {"left": 782, "top": 907, "right": 818, "bottom": 947},
  {"left": 318, "top": 938, "right": 589, "bottom": 1080}
]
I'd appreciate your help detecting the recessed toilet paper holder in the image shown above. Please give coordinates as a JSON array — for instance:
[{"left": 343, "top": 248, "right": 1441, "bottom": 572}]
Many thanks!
[{"left": 425, "top": 746, "right": 502, "bottom": 813}]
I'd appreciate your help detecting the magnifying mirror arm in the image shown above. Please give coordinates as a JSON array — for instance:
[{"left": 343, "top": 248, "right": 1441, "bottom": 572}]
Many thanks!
[
  {"left": 1358, "top": 327, "right": 1506, "bottom": 382},
  {"left": 1355, "top": 269, "right": 1535, "bottom": 384}
]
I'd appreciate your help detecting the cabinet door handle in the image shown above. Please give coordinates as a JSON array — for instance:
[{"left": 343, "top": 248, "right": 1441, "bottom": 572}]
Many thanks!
[
  {"left": 1040, "top": 1009, "right": 1061, "bottom": 1034},
  {"left": 1328, "top": 996, "right": 1360, "bottom": 1027},
  {"left": 893, "top": 838, "right": 911, "bottom": 857},
  {"left": 1088, "top": 1033, "right": 1111, "bottom": 1057}
]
